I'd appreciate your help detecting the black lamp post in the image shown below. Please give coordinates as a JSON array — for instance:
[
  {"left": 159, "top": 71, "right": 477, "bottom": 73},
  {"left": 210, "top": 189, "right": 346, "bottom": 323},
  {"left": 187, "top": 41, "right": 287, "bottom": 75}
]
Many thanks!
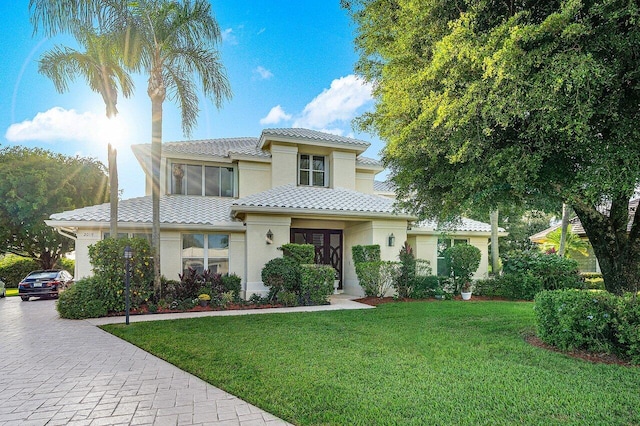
[{"left": 124, "top": 245, "right": 133, "bottom": 325}]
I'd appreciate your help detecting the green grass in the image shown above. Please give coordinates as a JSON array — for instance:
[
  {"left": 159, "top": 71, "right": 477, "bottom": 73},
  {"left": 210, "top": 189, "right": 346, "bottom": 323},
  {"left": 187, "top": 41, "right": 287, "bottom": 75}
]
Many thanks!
[
  {"left": 5, "top": 288, "right": 18, "bottom": 297},
  {"left": 103, "top": 302, "right": 640, "bottom": 425}
]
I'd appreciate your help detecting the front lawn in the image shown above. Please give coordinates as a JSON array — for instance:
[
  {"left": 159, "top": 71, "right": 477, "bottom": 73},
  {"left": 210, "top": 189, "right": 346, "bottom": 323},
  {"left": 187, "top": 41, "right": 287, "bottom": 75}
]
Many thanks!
[{"left": 103, "top": 301, "right": 640, "bottom": 425}]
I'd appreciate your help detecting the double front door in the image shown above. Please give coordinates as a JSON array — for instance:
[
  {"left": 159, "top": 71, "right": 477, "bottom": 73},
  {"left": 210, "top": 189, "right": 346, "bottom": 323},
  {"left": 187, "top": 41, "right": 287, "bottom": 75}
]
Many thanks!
[{"left": 291, "top": 228, "right": 343, "bottom": 289}]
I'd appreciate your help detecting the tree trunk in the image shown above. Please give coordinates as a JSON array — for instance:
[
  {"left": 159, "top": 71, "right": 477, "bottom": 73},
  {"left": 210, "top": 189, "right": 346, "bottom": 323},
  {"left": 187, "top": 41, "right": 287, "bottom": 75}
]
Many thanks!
[
  {"left": 490, "top": 209, "right": 500, "bottom": 275},
  {"left": 573, "top": 197, "right": 640, "bottom": 296},
  {"left": 108, "top": 144, "right": 118, "bottom": 239},
  {"left": 150, "top": 97, "right": 163, "bottom": 298},
  {"left": 558, "top": 203, "right": 569, "bottom": 257}
]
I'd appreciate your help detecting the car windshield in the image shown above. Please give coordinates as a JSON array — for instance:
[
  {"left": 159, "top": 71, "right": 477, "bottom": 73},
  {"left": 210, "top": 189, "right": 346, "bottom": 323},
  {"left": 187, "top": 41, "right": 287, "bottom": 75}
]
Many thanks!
[{"left": 27, "top": 272, "right": 58, "bottom": 280}]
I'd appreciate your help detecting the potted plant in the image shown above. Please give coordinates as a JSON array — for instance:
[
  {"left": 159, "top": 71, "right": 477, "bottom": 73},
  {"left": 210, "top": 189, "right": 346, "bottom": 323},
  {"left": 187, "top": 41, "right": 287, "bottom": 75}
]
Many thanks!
[
  {"left": 443, "top": 243, "right": 481, "bottom": 301},
  {"left": 198, "top": 293, "right": 211, "bottom": 307}
]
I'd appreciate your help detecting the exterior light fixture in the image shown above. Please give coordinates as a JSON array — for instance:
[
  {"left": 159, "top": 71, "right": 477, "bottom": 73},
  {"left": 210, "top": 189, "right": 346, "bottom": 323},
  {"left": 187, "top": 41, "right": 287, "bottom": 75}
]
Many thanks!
[
  {"left": 388, "top": 233, "right": 396, "bottom": 247},
  {"left": 266, "top": 229, "right": 274, "bottom": 245}
]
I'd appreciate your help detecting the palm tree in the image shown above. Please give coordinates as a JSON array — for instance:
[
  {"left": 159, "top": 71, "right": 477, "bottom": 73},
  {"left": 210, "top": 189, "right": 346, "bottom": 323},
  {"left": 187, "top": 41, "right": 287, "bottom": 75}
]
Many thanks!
[
  {"left": 540, "top": 227, "right": 589, "bottom": 259},
  {"left": 31, "top": 0, "right": 232, "bottom": 297},
  {"left": 38, "top": 27, "right": 134, "bottom": 239}
]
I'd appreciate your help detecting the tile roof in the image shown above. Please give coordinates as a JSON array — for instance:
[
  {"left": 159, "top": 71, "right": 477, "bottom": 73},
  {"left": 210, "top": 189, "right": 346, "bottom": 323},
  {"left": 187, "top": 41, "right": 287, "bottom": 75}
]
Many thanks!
[
  {"left": 49, "top": 196, "right": 240, "bottom": 226},
  {"left": 133, "top": 137, "right": 270, "bottom": 159},
  {"left": 260, "top": 128, "right": 370, "bottom": 150},
  {"left": 412, "top": 217, "right": 502, "bottom": 233},
  {"left": 356, "top": 156, "right": 382, "bottom": 167},
  {"left": 373, "top": 180, "right": 395, "bottom": 193},
  {"left": 232, "top": 184, "right": 412, "bottom": 218}
]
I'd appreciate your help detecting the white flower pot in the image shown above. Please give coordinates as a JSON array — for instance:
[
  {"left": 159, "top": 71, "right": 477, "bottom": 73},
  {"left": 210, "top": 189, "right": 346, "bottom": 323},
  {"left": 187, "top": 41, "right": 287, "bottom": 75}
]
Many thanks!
[{"left": 461, "top": 291, "right": 472, "bottom": 301}]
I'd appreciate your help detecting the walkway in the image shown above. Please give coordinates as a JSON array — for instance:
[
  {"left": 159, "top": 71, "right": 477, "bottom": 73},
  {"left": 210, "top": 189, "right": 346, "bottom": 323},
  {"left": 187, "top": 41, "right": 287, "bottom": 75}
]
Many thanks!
[{"left": 0, "top": 295, "right": 372, "bottom": 425}]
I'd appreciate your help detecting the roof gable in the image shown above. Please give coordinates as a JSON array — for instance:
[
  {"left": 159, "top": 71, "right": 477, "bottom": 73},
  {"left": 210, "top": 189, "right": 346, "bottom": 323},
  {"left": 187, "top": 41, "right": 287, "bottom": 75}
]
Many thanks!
[{"left": 258, "top": 128, "right": 370, "bottom": 154}]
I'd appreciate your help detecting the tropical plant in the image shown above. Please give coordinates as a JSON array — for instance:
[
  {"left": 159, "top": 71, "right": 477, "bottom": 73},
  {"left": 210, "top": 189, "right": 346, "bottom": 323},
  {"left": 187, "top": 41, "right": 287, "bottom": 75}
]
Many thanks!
[
  {"left": 38, "top": 26, "right": 133, "bottom": 240},
  {"left": 539, "top": 228, "right": 589, "bottom": 259},
  {"left": 30, "top": 0, "right": 232, "bottom": 298}
]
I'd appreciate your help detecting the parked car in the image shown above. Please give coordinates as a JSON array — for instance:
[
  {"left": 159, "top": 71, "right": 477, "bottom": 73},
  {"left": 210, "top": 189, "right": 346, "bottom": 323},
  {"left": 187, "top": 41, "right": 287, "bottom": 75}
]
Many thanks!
[
  {"left": 18, "top": 270, "right": 73, "bottom": 301},
  {"left": 0, "top": 278, "right": 5, "bottom": 298}
]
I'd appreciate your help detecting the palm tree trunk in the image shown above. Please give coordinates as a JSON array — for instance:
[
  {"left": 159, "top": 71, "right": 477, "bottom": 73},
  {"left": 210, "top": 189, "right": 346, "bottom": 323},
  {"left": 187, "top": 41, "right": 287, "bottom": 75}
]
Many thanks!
[
  {"left": 151, "top": 98, "right": 162, "bottom": 298},
  {"left": 558, "top": 203, "right": 569, "bottom": 257},
  {"left": 108, "top": 143, "right": 118, "bottom": 239},
  {"left": 490, "top": 209, "right": 500, "bottom": 274}
]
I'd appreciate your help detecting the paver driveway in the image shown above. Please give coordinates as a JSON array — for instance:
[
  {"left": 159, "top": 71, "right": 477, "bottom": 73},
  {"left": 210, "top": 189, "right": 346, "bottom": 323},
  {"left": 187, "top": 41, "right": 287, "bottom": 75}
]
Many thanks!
[{"left": 0, "top": 296, "right": 291, "bottom": 426}]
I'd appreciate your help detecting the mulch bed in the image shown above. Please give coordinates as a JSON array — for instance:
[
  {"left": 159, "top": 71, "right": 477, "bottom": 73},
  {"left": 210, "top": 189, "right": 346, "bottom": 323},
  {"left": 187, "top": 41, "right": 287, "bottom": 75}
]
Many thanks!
[
  {"left": 109, "top": 302, "right": 284, "bottom": 317},
  {"left": 355, "top": 296, "right": 636, "bottom": 367}
]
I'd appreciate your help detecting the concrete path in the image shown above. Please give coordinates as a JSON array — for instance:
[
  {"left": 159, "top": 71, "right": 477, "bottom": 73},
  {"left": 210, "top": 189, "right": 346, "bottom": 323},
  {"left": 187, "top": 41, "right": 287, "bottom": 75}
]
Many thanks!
[{"left": 0, "top": 295, "right": 371, "bottom": 426}]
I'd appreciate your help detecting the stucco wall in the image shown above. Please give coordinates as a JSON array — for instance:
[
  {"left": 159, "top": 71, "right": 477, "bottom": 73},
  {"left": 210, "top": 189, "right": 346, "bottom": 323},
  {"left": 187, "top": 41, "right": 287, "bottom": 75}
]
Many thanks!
[
  {"left": 238, "top": 161, "right": 271, "bottom": 197},
  {"left": 270, "top": 143, "right": 298, "bottom": 187},
  {"left": 355, "top": 171, "right": 375, "bottom": 194},
  {"left": 330, "top": 151, "right": 356, "bottom": 189}
]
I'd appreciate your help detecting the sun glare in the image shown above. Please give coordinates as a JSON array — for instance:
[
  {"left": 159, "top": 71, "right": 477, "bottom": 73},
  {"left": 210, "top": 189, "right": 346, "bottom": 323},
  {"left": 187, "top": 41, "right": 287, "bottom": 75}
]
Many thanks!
[{"left": 94, "top": 115, "right": 129, "bottom": 149}]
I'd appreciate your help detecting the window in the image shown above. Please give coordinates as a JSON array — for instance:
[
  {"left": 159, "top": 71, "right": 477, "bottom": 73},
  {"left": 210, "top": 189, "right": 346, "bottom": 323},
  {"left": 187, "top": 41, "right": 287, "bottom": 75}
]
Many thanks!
[
  {"left": 171, "top": 163, "right": 235, "bottom": 197},
  {"left": 182, "top": 233, "right": 229, "bottom": 275},
  {"left": 298, "top": 154, "right": 326, "bottom": 187},
  {"left": 103, "top": 232, "right": 151, "bottom": 243},
  {"left": 437, "top": 238, "right": 468, "bottom": 276}
]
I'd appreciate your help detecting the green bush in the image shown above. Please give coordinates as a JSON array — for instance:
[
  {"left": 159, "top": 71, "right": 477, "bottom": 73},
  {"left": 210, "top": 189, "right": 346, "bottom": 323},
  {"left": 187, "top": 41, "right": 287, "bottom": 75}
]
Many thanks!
[
  {"left": 443, "top": 244, "right": 481, "bottom": 292},
  {"left": 475, "top": 273, "right": 544, "bottom": 300},
  {"left": 615, "top": 297, "right": 640, "bottom": 363},
  {"left": 535, "top": 290, "right": 618, "bottom": 353},
  {"left": 352, "top": 245, "right": 381, "bottom": 264},
  {"left": 57, "top": 276, "right": 108, "bottom": 319},
  {"left": 502, "top": 250, "right": 583, "bottom": 291},
  {"left": 409, "top": 275, "right": 440, "bottom": 299},
  {"left": 88, "top": 237, "right": 154, "bottom": 313},
  {"left": 59, "top": 258, "right": 75, "bottom": 274},
  {"left": 300, "top": 264, "right": 335, "bottom": 306},
  {"left": 261, "top": 257, "right": 301, "bottom": 301},
  {"left": 280, "top": 244, "right": 315, "bottom": 264},
  {"left": 0, "top": 256, "right": 40, "bottom": 287},
  {"left": 355, "top": 261, "right": 399, "bottom": 297},
  {"left": 221, "top": 273, "right": 242, "bottom": 301}
]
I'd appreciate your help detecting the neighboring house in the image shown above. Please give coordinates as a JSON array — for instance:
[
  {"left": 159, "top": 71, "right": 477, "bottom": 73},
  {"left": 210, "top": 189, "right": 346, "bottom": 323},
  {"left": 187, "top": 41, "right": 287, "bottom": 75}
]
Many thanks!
[
  {"left": 46, "top": 128, "right": 502, "bottom": 298},
  {"left": 529, "top": 200, "right": 640, "bottom": 273}
]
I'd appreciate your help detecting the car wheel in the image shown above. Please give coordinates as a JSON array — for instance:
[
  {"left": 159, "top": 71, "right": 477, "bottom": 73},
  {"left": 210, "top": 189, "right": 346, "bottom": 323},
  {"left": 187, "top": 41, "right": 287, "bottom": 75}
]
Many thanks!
[{"left": 21, "top": 296, "right": 29, "bottom": 301}]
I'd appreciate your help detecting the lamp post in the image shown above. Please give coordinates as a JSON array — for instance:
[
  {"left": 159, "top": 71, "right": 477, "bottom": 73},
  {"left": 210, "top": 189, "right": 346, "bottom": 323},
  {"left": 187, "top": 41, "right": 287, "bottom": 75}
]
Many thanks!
[{"left": 124, "top": 245, "right": 132, "bottom": 325}]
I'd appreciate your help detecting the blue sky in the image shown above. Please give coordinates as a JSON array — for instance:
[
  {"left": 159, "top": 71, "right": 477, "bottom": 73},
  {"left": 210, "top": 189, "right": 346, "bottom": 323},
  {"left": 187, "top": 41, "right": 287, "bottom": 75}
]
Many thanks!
[{"left": 0, "top": 1, "right": 382, "bottom": 199}]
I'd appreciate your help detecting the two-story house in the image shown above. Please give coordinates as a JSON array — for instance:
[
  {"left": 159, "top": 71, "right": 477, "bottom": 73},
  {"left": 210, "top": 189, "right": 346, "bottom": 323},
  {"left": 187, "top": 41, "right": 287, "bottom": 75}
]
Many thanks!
[{"left": 46, "top": 128, "right": 500, "bottom": 297}]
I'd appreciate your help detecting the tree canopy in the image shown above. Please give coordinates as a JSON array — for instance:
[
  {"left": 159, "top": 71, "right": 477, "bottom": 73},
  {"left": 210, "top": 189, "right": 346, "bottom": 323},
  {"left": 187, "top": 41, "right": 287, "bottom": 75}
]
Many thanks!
[
  {"left": 0, "top": 146, "right": 108, "bottom": 268},
  {"left": 344, "top": 0, "right": 640, "bottom": 294}
]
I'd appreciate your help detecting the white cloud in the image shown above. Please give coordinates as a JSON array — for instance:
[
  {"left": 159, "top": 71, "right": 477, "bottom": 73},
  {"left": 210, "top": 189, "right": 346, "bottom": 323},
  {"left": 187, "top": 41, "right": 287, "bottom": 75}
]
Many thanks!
[
  {"left": 221, "top": 28, "right": 238, "bottom": 45},
  {"left": 254, "top": 66, "right": 274, "bottom": 80},
  {"left": 292, "top": 75, "right": 373, "bottom": 130},
  {"left": 260, "top": 105, "right": 292, "bottom": 125},
  {"left": 5, "top": 107, "right": 128, "bottom": 146}
]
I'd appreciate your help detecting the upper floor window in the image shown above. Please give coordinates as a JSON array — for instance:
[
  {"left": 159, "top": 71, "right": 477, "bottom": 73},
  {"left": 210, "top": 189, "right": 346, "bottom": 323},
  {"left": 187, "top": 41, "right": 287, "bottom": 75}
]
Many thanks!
[
  {"left": 299, "top": 154, "right": 327, "bottom": 187},
  {"left": 171, "top": 163, "right": 235, "bottom": 197}
]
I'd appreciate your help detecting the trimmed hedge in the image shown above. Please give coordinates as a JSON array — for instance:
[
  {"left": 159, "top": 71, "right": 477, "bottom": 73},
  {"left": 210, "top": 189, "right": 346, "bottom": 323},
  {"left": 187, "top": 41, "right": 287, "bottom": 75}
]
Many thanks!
[
  {"left": 352, "top": 245, "right": 381, "bottom": 264},
  {"left": 502, "top": 250, "right": 583, "bottom": 291},
  {"left": 535, "top": 290, "right": 640, "bottom": 363},
  {"left": 57, "top": 276, "right": 108, "bottom": 319},
  {"left": 280, "top": 244, "right": 315, "bottom": 265},
  {"left": 300, "top": 264, "right": 335, "bottom": 306},
  {"left": 475, "top": 274, "right": 544, "bottom": 300},
  {"left": 0, "top": 255, "right": 75, "bottom": 288},
  {"left": 409, "top": 275, "right": 440, "bottom": 299},
  {"left": 262, "top": 257, "right": 301, "bottom": 301}
]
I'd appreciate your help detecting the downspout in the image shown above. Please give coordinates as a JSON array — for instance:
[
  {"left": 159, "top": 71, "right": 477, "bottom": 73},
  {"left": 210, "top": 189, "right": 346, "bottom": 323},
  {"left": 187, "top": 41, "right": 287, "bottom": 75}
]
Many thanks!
[{"left": 55, "top": 226, "right": 77, "bottom": 241}]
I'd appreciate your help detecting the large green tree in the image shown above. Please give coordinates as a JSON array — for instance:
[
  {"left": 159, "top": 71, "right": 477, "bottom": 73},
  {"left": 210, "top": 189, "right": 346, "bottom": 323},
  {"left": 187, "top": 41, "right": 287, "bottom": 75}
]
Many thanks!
[
  {"left": 344, "top": 0, "right": 640, "bottom": 295},
  {"left": 0, "top": 147, "right": 108, "bottom": 268},
  {"left": 30, "top": 0, "right": 232, "bottom": 295}
]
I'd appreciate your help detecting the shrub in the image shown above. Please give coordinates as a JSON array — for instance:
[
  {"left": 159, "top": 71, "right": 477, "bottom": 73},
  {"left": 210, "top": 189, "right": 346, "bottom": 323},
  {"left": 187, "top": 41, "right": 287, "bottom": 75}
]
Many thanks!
[
  {"left": 0, "top": 255, "right": 40, "bottom": 287},
  {"left": 176, "top": 268, "right": 204, "bottom": 300},
  {"left": 221, "top": 273, "right": 242, "bottom": 301},
  {"left": 352, "top": 245, "right": 381, "bottom": 264},
  {"left": 57, "top": 276, "right": 108, "bottom": 319},
  {"left": 409, "top": 275, "right": 440, "bottom": 299},
  {"left": 535, "top": 290, "right": 618, "bottom": 353},
  {"left": 502, "top": 250, "right": 583, "bottom": 291},
  {"left": 615, "top": 297, "right": 640, "bottom": 363},
  {"left": 355, "top": 261, "right": 399, "bottom": 297},
  {"left": 396, "top": 242, "right": 416, "bottom": 298},
  {"left": 261, "top": 257, "right": 301, "bottom": 301},
  {"left": 443, "top": 244, "right": 481, "bottom": 292},
  {"left": 88, "top": 237, "right": 154, "bottom": 313},
  {"left": 300, "top": 264, "right": 335, "bottom": 306},
  {"left": 280, "top": 244, "right": 315, "bottom": 264},
  {"left": 475, "top": 273, "right": 543, "bottom": 300}
]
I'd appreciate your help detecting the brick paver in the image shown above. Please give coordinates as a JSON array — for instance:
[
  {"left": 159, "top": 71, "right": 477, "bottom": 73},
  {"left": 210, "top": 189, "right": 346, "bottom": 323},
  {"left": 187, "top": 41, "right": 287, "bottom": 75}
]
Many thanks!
[{"left": 0, "top": 297, "right": 294, "bottom": 425}]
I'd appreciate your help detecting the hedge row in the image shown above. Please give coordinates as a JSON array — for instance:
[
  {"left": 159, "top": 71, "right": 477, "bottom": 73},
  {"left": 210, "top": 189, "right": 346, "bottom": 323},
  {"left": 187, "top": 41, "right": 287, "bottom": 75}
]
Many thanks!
[
  {"left": 0, "top": 255, "right": 74, "bottom": 287},
  {"left": 535, "top": 290, "right": 640, "bottom": 364}
]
